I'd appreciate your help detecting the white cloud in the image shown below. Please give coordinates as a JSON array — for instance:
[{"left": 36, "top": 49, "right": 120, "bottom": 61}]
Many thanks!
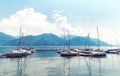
[
  {"left": 0, "top": 8, "right": 117, "bottom": 44},
  {"left": 0, "top": 8, "right": 86, "bottom": 37},
  {"left": 53, "top": 10, "right": 67, "bottom": 24},
  {"left": 0, "top": 8, "right": 56, "bottom": 36},
  {"left": 53, "top": 10, "right": 86, "bottom": 36}
]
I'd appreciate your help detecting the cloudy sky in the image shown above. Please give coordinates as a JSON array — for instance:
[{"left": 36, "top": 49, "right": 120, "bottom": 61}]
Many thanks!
[{"left": 0, "top": 0, "right": 120, "bottom": 44}]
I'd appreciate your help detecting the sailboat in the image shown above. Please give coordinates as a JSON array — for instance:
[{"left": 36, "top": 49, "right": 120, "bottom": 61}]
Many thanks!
[
  {"left": 105, "top": 41, "right": 119, "bottom": 54},
  {"left": 5, "top": 28, "right": 34, "bottom": 58},
  {"left": 60, "top": 31, "right": 78, "bottom": 56},
  {"left": 78, "top": 33, "right": 93, "bottom": 57},
  {"left": 91, "top": 26, "right": 106, "bottom": 57}
]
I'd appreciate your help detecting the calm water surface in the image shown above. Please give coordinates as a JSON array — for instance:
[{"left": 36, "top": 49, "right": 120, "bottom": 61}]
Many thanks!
[{"left": 0, "top": 46, "right": 120, "bottom": 76}]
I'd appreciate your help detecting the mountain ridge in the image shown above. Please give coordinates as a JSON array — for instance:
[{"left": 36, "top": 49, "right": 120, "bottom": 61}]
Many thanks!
[{"left": 0, "top": 32, "right": 111, "bottom": 46}]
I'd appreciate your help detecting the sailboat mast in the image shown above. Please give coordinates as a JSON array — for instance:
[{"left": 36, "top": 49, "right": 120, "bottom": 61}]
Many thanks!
[
  {"left": 68, "top": 31, "right": 70, "bottom": 50},
  {"left": 85, "top": 33, "right": 90, "bottom": 49},
  {"left": 63, "top": 32, "right": 66, "bottom": 50},
  {"left": 19, "top": 27, "right": 25, "bottom": 48},
  {"left": 88, "top": 32, "right": 90, "bottom": 50},
  {"left": 97, "top": 26, "right": 100, "bottom": 50},
  {"left": 19, "top": 27, "right": 22, "bottom": 47}
]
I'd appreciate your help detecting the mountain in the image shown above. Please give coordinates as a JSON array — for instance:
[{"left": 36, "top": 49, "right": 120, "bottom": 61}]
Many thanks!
[
  {"left": 31, "top": 33, "right": 64, "bottom": 46},
  {"left": 90, "top": 38, "right": 109, "bottom": 46},
  {"left": 0, "top": 32, "right": 15, "bottom": 45},
  {"left": 4, "top": 33, "right": 64, "bottom": 46},
  {"left": 4, "top": 35, "right": 35, "bottom": 46},
  {"left": 61, "top": 35, "right": 78, "bottom": 40},
  {"left": 70, "top": 36, "right": 110, "bottom": 46},
  {"left": 2, "top": 32, "right": 110, "bottom": 46}
]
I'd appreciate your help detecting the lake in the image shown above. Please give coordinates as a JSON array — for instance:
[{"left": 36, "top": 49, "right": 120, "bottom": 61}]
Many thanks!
[{"left": 0, "top": 46, "right": 120, "bottom": 76}]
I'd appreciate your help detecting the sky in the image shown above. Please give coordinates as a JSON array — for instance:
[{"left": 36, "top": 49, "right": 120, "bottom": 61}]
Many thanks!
[{"left": 0, "top": 0, "right": 120, "bottom": 44}]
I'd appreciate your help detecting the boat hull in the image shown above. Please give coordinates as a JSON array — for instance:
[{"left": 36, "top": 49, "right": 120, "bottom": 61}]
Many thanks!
[
  {"left": 78, "top": 51, "right": 92, "bottom": 57},
  {"left": 5, "top": 52, "right": 29, "bottom": 58},
  {"left": 60, "top": 51, "right": 78, "bottom": 57},
  {"left": 91, "top": 52, "right": 106, "bottom": 57}
]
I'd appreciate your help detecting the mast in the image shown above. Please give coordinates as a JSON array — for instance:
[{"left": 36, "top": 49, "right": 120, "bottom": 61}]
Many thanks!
[
  {"left": 68, "top": 31, "right": 70, "bottom": 50},
  {"left": 19, "top": 27, "right": 25, "bottom": 48},
  {"left": 63, "top": 32, "right": 66, "bottom": 50},
  {"left": 19, "top": 27, "right": 22, "bottom": 48},
  {"left": 97, "top": 26, "right": 100, "bottom": 50},
  {"left": 84, "top": 32, "right": 90, "bottom": 50},
  {"left": 88, "top": 32, "right": 90, "bottom": 50}
]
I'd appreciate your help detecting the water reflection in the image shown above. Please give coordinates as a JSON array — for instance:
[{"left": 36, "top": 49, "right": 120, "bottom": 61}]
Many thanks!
[
  {"left": 9, "top": 58, "right": 28, "bottom": 76},
  {"left": 1, "top": 50, "right": 120, "bottom": 76},
  {"left": 16, "top": 58, "right": 27, "bottom": 76},
  {"left": 84, "top": 57, "right": 92, "bottom": 76},
  {"left": 63, "top": 58, "right": 71, "bottom": 76},
  {"left": 82, "top": 56, "right": 105, "bottom": 76},
  {"left": 99, "top": 59, "right": 102, "bottom": 76}
]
